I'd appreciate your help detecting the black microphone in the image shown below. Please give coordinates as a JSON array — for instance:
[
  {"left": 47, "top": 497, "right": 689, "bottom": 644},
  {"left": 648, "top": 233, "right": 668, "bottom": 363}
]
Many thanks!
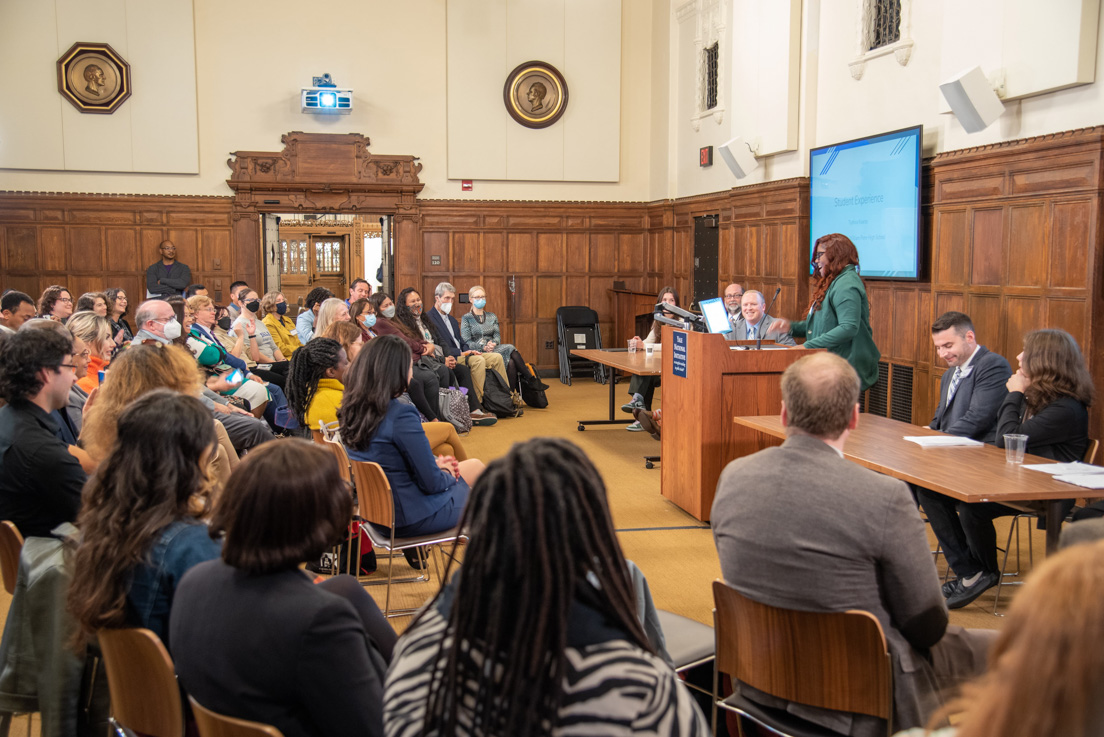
[{"left": 756, "top": 287, "right": 782, "bottom": 350}]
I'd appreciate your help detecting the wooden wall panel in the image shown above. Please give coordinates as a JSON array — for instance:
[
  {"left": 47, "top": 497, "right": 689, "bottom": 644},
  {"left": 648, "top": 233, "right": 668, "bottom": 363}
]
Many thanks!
[
  {"left": 1007, "top": 204, "right": 1048, "bottom": 287},
  {"left": 970, "top": 208, "right": 1003, "bottom": 285},
  {"left": 1050, "top": 200, "right": 1092, "bottom": 289},
  {"left": 0, "top": 194, "right": 245, "bottom": 314}
]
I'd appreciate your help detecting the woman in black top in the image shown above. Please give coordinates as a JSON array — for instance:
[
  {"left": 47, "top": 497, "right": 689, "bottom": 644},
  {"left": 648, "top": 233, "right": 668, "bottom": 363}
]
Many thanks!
[{"left": 105, "top": 288, "right": 133, "bottom": 344}]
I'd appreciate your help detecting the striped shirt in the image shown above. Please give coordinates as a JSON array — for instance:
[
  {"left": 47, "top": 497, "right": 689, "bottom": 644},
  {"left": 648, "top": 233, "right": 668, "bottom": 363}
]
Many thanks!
[{"left": 384, "top": 607, "right": 709, "bottom": 737}]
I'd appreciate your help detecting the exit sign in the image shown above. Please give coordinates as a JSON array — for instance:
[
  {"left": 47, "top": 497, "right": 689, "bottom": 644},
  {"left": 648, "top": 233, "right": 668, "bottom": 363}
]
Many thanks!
[{"left": 699, "top": 146, "right": 713, "bottom": 167}]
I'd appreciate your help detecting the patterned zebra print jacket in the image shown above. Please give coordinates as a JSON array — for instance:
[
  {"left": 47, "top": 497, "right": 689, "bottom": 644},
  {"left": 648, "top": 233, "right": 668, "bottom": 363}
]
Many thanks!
[{"left": 384, "top": 594, "right": 709, "bottom": 737}]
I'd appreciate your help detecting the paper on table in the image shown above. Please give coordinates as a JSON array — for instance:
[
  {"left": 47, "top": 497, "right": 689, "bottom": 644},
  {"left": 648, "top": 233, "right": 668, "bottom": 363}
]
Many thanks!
[
  {"left": 1053, "top": 473, "right": 1104, "bottom": 489},
  {"left": 1022, "top": 462, "right": 1104, "bottom": 475},
  {"left": 904, "top": 436, "right": 984, "bottom": 448}
]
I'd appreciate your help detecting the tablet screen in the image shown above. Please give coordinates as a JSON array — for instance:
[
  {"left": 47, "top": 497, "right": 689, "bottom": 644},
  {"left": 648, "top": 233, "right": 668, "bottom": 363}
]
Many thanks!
[{"left": 699, "top": 298, "right": 731, "bottom": 334}]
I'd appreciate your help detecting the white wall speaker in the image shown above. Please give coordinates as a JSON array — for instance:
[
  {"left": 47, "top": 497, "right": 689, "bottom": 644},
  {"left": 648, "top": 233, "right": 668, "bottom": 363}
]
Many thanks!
[
  {"left": 939, "top": 66, "right": 1005, "bottom": 134},
  {"left": 719, "top": 136, "right": 759, "bottom": 179}
]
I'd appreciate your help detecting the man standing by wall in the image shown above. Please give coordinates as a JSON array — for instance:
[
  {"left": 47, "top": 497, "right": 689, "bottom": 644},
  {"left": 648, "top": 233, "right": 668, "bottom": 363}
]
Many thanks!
[{"left": 145, "top": 240, "right": 192, "bottom": 298}]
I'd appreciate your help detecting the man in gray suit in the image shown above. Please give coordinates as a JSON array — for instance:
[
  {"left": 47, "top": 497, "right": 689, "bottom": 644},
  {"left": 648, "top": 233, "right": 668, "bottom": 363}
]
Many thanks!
[
  {"left": 712, "top": 352, "right": 990, "bottom": 737},
  {"left": 728, "top": 290, "right": 796, "bottom": 346},
  {"left": 916, "top": 311, "right": 1012, "bottom": 608}
]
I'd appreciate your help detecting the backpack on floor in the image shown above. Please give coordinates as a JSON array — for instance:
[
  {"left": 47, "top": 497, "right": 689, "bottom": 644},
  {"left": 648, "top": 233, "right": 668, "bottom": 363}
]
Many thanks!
[
  {"left": 481, "top": 370, "right": 522, "bottom": 418},
  {"left": 520, "top": 362, "right": 550, "bottom": 409},
  {"left": 439, "top": 384, "right": 473, "bottom": 434}
]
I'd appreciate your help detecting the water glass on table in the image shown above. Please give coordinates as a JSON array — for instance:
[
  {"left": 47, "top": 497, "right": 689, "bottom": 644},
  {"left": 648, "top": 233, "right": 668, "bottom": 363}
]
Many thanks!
[
  {"left": 1004, "top": 434, "right": 1028, "bottom": 464},
  {"left": 627, "top": 339, "right": 637, "bottom": 353}
]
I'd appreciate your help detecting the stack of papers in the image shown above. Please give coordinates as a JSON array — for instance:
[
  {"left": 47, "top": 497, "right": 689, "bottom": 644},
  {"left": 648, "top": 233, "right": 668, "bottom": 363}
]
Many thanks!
[
  {"left": 904, "top": 436, "right": 984, "bottom": 448},
  {"left": 1022, "top": 462, "right": 1104, "bottom": 476},
  {"left": 1053, "top": 474, "right": 1104, "bottom": 489}
]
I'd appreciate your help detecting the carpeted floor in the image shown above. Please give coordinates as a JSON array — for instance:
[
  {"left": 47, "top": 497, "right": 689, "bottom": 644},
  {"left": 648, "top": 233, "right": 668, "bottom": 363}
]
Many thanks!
[{"left": 360, "top": 377, "right": 1039, "bottom": 633}]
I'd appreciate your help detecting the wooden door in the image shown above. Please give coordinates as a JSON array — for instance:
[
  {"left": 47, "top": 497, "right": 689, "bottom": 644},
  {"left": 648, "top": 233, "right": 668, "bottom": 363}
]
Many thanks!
[{"left": 277, "top": 234, "right": 348, "bottom": 309}]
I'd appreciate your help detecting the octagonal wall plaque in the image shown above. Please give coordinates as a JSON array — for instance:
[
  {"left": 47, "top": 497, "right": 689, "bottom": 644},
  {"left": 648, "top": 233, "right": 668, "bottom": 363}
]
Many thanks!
[{"left": 57, "top": 42, "right": 131, "bottom": 114}]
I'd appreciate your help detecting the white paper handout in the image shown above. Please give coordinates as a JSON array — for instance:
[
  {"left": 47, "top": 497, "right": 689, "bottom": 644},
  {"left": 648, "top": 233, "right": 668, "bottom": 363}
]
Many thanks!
[
  {"left": 1022, "top": 462, "right": 1104, "bottom": 476},
  {"left": 904, "top": 436, "right": 984, "bottom": 448},
  {"left": 1053, "top": 474, "right": 1104, "bottom": 490}
]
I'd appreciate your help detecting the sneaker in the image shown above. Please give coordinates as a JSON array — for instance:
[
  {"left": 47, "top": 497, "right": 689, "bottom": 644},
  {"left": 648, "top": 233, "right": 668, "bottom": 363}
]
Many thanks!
[
  {"left": 472, "top": 415, "right": 498, "bottom": 427},
  {"left": 621, "top": 398, "right": 645, "bottom": 414},
  {"left": 469, "top": 408, "right": 488, "bottom": 418},
  {"left": 946, "top": 571, "right": 1000, "bottom": 609},
  {"left": 626, "top": 421, "right": 643, "bottom": 432},
  {"left": 941, "top": 579, "right": 958, "bottom": 598}
]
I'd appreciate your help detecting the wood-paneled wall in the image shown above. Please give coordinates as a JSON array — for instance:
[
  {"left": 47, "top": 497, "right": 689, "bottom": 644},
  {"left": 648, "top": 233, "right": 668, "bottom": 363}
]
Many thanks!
[
  {"left": 0, "top": 193, "right": 255, "bottom": 309},
  {"left": 407, "top": 202, "right": 656, "bottom": 368}
]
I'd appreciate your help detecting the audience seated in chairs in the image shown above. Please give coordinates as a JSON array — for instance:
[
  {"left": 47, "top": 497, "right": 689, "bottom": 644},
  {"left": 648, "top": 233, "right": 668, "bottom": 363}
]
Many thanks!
[
  {"left": 259, "top": 290, "right": 303, "bottom": 358},
  {"left": 170, "top": 440, "right": 395, "bottom": 737},
  {"left": 897, "top": 538, "right": 1104, "bottom": 737},
  {"left": 384, "top": 437, "right": 708, "bottom": 735},
  {"left": 349, "top": 297, "right": 373, "bottom": 342},
  {"left": 18, "top": 318, "right": 94, "bottom": 451},
  {"left": 460, "top": 284, "right": 532, "bottom": 394},
  {"left": 38, "top": 285, "right": 74, "bottom": 322},
  {"left": 65, "top": 310, "right": 116, "bottom": 393},
  {"left": 340, "top": 335, "right": 484, "bottom": 545},
  {"left": 184, "top": 295, "right": 271, "bottom": 419},
  {"left": 321, "top": 320, "right": 365, "bottom": 363},
  {"left": 68, "top": 390, "right": 222, "bottom": 647},
  {"left": 920, "top": 328, "right": 1094, "bottom": 609},
  {"left": 230, "top": 287, "right": 290, "bottom": 387},
  {"left": 75, "top": 291, "right": 108, "bottom": 317},
  {"left": 370, "top": 292, "right": 455, "bottom": 424},
  {"left": 104, "top": 287, "right": 132, "bottom": 344},
  {"left": 286, "top": 337, "right": 349, "bottom": 430},
  {"left": 425, "top": 282, "right": 509, "bottom": 400},
  {"left": 395, "top": 287, "right": 496, "bottom": 425}
]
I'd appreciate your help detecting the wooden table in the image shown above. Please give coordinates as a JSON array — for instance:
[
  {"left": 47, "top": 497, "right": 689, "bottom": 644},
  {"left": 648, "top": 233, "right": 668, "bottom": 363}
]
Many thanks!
[
  {"left": 735, "top": 413, "right": 1080, "bottom": 553},
  {"left": 569, "top": 348, "right": 662, "bottom": 429}
]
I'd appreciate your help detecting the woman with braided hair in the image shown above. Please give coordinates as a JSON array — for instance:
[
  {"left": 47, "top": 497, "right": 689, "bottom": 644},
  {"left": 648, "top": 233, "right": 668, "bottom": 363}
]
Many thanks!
[
  {"left": 383, "top": 437, "right": 708, "bottom": 737},
  {"left": 286, "top": 337, "right": 348, "bottom": 431}
]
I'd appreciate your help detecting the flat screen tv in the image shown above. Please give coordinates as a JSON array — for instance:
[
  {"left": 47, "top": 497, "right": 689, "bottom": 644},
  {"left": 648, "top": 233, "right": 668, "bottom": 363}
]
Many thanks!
[{"left": 809, "top": 125, "right": 922, "bottom": 280}]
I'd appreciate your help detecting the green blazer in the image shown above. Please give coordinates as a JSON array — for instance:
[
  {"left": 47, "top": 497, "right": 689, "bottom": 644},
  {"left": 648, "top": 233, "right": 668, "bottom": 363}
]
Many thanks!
[{"left": 791, "top": 265, "right": 881, "bottom": 391}]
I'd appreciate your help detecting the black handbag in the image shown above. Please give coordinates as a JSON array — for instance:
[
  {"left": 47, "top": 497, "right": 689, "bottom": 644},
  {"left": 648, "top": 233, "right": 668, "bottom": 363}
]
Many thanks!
[{"left": 520, "top": 362, "right": 550, "bottom": 409}]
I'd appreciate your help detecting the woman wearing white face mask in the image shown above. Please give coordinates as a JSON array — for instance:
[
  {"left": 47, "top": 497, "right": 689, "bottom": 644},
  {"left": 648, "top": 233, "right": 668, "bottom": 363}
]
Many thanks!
[
  {"left": 460, "top": 285, "right": 533, "bottom": 395},
  {"left": 230, "top": 289, "right": 289, "bottom": 389},
  {"left": 260, "top": 291, "right": 303, "bottom": 358}
]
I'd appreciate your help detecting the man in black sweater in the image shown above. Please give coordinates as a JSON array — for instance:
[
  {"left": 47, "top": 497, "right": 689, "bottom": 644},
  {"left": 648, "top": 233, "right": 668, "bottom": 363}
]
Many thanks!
[{"left": 145, "top": 239, "right": 192, "bottom": 298}]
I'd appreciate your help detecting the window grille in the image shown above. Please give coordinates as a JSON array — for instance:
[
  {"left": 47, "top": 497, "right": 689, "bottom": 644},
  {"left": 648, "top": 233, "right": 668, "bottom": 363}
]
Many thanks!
[
  {"left": 702, "top": 42, "right": 719, "bottom": 110},
  {"left": 868, "top": 0, "right": 901, "bottom": 50}
]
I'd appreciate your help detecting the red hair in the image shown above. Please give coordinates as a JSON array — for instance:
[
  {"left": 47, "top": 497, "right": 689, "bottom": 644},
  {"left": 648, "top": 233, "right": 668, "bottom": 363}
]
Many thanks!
[{"left": 807, "top": 233, "right": 860, "bottom": 314}]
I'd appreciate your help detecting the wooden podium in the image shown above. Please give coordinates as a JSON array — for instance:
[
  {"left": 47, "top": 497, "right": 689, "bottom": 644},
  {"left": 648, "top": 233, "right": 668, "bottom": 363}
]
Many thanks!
[
  {"left": 609, "top": 289, "right": 657, "bottom": 347},
  {"left": 659, "top": 330, "right": 819, "bottom": 521}
]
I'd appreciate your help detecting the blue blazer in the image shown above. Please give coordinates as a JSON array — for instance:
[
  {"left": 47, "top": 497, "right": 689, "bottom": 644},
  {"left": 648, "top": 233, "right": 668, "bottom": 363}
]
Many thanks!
[
  {"left": 345, "top": 400, "right": 468, "bottom": 533},
  {"left": 930, "top": 346, "right": 1011, "bottom": 442},
  {"left": 425, "top": 309, "right": 469, "bottom": 358}
]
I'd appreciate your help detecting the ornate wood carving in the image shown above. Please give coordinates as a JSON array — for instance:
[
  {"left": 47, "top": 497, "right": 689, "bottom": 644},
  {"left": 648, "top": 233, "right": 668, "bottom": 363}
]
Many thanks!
[{"left": 226, "top": 132, "right": 424, "bottom": 216}]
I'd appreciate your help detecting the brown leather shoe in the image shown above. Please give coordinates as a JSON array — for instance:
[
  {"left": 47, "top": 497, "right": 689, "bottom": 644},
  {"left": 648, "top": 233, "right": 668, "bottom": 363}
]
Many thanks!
[{"left": 632, "top": 408, "right": 661, "bottom": 441}]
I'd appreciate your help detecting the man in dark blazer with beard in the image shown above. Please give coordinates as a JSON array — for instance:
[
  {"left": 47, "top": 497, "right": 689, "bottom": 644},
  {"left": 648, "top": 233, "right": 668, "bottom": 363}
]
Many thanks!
[
  {"left": 917, "top": 311, "right": 1013, "bottom": 609},
  {"left": 712, "top": 352, "right": 992, "bottom": 737}
]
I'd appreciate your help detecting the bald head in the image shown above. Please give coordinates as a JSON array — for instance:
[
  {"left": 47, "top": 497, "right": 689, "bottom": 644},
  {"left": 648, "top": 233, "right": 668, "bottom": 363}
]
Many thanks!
[
  {"left": 780, "top": 353, "right": 861, "bottom": 439},
  {"left": 135, "top": 299, "right": 175, "bottom": 338}
]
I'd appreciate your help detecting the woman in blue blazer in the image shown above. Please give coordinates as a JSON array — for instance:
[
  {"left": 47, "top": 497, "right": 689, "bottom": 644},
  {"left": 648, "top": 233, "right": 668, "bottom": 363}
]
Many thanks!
[{"left": 340, "top": 335, "right": 485, "bottom": 537}]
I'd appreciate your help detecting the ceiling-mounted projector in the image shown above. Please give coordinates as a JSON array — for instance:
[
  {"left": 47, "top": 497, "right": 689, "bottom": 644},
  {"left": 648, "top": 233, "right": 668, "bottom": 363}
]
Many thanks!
[{"left": 301, "top": 73, "right": 352, "bottom": 115}]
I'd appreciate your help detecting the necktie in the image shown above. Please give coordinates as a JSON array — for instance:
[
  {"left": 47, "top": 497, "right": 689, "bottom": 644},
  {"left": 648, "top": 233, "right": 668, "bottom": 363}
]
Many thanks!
[
  {"left": 748, "top": 325, "right": 757, "bottom": 340},
  {"left": 946, "top": 367, "right": 963, "bottom": 403}
]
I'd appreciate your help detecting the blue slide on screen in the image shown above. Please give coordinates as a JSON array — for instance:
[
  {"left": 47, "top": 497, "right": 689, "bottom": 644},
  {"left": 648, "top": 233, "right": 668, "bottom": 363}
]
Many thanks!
[{"left": 809, "top": 125, "right": 921, "bottom": 280}]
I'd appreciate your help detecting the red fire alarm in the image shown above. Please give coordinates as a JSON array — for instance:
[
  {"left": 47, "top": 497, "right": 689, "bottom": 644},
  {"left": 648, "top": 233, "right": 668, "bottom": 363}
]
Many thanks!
[
  {"left": 699, "top": 146, "right": 713, "bottom": 167},
  {"left": 461, "top": 180, "right": 473, "bottom": 191}
]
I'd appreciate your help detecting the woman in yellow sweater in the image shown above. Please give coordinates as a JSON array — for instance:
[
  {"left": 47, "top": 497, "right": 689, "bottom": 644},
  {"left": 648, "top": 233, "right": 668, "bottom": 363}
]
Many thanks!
[
  {"left": 260, "top": 291, "right": 303, "bottom": 358},
  {"left": 288, "top": 337, "right": 468, "bottom": 458}
]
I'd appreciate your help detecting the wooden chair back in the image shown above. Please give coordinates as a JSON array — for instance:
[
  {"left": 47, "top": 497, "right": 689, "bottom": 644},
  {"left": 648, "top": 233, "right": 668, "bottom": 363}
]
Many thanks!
[
  {"left": 1084, "top": 438, "right": 1099, "bottom": 465},
  {"left": 712, "top": 581, "right": 893, "bottom": 721},
  {"left": 189, "top": 696, "right": 285, "bottom": 737},
  {"left": 310, "top": 430, "right": 326, "bottom": 444},
  {"left": 0, "top": 521, "right": 24, "bottom": 595},
  {"left": 322, "top": 438, "right": 352, "bottom": 484},
  {"left": 350, "top": 460, "right": 395, "bottom": 529},
  {"left": 97, "top": 627, "right": 184, "bottom": 737}
]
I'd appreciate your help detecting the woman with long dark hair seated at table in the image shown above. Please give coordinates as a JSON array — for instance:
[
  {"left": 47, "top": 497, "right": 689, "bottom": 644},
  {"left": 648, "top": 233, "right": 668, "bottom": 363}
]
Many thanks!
[
  {"left": 69, "top": 389, "right": 221, "bottom": 646},
  {"left": 919, "top": 328, "right": 1093, "bottom": 609},
  {"left": 340, "top": 335, "right": 483, "bottom": 539},
  {"left": 384, "top": 437, "right": 708, "bottom": 735}
]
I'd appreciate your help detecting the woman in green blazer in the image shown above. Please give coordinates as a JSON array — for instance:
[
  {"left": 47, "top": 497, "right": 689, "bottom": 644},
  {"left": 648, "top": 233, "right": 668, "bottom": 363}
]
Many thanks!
[{"left": 777, "top": 233, "right": 880, "bottom": 391}]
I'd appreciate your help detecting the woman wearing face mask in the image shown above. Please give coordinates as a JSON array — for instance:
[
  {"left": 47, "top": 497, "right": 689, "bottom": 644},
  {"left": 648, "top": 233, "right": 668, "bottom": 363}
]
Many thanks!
[
  {"left": 368, "top": 293, "right": 461, "bottom": 424},
  {"left": 229, "top": 289, "right": 289, "bottom": 389},
  {"left": 186, "top": 295, "right": 271, "bottom": 419},
  {"left": 349, "top": 298, "right": 378, "bottom": 343},
  {"left": 460, "top": 285, "right": 532, "bottom": 395},
  {"left": 260, "top": 291, "right": 303, "bottom": 358}
]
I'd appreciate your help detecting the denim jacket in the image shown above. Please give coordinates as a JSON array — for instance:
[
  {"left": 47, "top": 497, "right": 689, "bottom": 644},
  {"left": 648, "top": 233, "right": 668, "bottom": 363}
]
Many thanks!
[{"left": 126, "top": 520, "right": 222, "bottom": 645}]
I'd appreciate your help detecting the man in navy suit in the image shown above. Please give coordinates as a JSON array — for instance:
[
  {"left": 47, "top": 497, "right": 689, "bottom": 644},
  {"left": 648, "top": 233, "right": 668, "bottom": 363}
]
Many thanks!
[
  {"left": 916, "top": 311, "right": 1012, "bottom": 609},
  {"left": 426, "top": 282, "right": 507, "bottom": 405}
]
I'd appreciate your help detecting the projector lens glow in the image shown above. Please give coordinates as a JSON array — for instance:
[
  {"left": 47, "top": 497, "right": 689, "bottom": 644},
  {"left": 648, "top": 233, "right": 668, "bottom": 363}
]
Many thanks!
[{"left": 319, "top": 92, "right": 337, "bottom": 108}]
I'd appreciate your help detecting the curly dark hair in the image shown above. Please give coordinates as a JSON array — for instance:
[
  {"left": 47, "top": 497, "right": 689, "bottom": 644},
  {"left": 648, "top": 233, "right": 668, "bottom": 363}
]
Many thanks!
[
  {"left": 395, "top": 287, "right": 439, "bottom": 344},
  {"left": 304, "top": 286, "right": 335, "bottom": 311},
  {"left": 0, "top": 329, "right": 72, "bottom": 402},
  {"left": 286, "top": 337, "right": 343, "bottom": 426},
  {"left": 37, "top": 285, "right": 71, "bottom": 318},
  {"left": 68, "top": 390, "right": 216, "bottom": 644}
]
